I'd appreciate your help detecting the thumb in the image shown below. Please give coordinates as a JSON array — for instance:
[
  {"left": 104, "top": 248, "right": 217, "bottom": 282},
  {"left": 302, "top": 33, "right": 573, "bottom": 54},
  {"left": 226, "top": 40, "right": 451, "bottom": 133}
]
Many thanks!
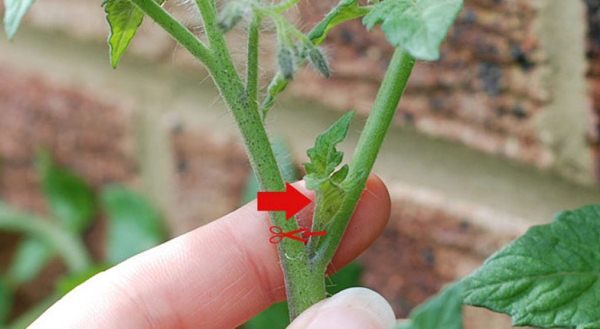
[{"left": 287, "top": 287, "right": 396, "bottom": 329}]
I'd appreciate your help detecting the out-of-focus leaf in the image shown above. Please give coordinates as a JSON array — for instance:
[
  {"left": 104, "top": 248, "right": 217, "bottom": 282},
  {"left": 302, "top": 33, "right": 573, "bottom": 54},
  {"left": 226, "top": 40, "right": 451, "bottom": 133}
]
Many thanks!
[
  {"left": 244, "top": 302, "right": 289, "bottom": 329},
  {"left": 3, "top": 0, "right": 36, "bottom": 39},
  {"left": 398, "top": 283, "right": 463, "bottom": 329},
  {"left": 6, "top": 154, "right": 95, "bottom": 285},
  {"left": 56, "top": 264, "right": 109, "bottom": 296},
  {"left": 327, "top": 262, "right": 362, "bottom": 295},
  {"left": 463, "top": 205, "right": 600, "bottom": 329},
  {"left": 37, "top": 153, "right": 95, "bottom": 233},
  {"left": 103, "top": 0, "right": 164, "bottom": 68},
  {"left": 6, "top": 239, "right": 52, "bottom": 285},
  {"left": 363, "top": 0, "right": 463, "bottom": 60},
  {"left": 102, "top": 185, "right": 167, "bottom": 264},
  {"left": 0, "top": 277, "right": 11, "bottom": 324},
  {"left": 309, "top": 0, "right": 370, "bottom": 45}
]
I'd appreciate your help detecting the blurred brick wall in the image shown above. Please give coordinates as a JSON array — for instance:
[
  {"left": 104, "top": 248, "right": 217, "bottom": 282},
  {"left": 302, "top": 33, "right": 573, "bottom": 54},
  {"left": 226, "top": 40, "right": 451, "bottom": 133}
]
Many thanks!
[{"left": 4, "top": 0, "right": 595, "bottom": 184}]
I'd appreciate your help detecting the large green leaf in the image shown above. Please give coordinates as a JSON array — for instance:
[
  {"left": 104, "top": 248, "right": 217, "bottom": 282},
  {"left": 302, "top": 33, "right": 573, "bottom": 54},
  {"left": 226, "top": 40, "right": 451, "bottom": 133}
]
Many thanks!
[
  {"left": 399, "top": 283, "right": 463, "bottom": 329},
  {"left": 463, "top": 205, "right": 600, "bottom": 329},
  {"left": 101, "top": 185, "right": 167, "bottom": 264},
  {"left": 103, "top": 0, "right": 164, "bottom": 68},
  {"left": 3, "top": 0, "right": 35, "bottom": 39},
  {"left": 363, "top": 0, "right": 463, "bottom": 61}
]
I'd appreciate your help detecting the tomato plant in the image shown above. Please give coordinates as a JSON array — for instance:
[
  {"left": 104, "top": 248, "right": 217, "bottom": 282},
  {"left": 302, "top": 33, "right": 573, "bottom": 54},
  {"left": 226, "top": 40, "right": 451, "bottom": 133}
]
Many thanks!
[{"left": 3, "top": 0, "right": 600, "bottom": 328}]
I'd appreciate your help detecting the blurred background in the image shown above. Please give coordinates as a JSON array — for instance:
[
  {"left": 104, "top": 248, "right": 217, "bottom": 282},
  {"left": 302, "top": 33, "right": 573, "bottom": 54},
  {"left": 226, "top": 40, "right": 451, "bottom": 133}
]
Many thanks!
[{"left": 1, "top": 0, "right": 600, "bottom": 328}]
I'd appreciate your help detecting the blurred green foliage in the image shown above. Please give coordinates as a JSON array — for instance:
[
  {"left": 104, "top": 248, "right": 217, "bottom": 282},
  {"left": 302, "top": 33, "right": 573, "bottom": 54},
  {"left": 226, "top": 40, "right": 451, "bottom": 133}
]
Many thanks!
[{"left": 0, "top": 153, "right": 167, "bottom": 328}]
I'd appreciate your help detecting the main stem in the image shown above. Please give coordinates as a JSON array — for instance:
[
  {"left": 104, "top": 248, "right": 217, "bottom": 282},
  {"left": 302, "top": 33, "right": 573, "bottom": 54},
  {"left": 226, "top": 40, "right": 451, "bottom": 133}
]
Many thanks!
[{"left": 193, "top": 0, "right": 324, "bottom": 319}]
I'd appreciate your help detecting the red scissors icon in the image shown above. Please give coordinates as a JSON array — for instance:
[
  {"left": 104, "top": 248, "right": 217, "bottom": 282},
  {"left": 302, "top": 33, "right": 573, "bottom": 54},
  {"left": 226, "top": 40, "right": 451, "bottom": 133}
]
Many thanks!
[{"left": 269, "top": 226, "right": 327, "bottom": 244}]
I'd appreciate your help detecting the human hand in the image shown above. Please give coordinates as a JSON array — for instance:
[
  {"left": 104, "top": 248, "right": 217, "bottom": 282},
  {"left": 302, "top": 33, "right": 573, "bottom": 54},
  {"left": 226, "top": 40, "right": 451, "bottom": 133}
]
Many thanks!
[{"left": 30, "top": 176, "right": 393, "bottom": 329}]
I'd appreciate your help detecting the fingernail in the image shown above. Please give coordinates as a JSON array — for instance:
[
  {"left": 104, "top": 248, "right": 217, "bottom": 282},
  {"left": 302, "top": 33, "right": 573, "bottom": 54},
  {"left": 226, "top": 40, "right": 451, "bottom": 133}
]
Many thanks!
[{"left": 287, "top": 287, "right": 395, "bottom": 329}]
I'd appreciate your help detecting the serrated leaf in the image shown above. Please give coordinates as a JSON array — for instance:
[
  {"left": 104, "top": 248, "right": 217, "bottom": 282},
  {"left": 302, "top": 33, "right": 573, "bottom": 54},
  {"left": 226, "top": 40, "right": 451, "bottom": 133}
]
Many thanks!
[
  {"left": 37, "top": 153, "right": 95, "bottom": 233},
  {"left": 363, "top": 0, "right": 463, "bottom": 61},
  {"left": 3, "top": 0, "right": 35, "bottom": 39},
  {"left": 102, "top": 185, "right": 167, "bottom": 264},
  {"left": 463, "top": 205, "right": 600, "bottom": 329},
  {"left": 304, "top": 112, "right": 354, "bottom": 190},
  {"left": 103, "top": 0, "right": 164, "bottom": 68},
  {"left": 399, "top": 283, "right": 463, "bottom": 329},
  {"left": 309, "top": 0, "right": 370, "bottom": 45}
]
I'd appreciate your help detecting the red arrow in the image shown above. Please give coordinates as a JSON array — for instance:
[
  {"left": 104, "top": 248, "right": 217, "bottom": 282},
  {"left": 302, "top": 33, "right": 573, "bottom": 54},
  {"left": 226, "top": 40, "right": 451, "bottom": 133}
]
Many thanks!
[{"left": 257, "top": 183, "right": 312, "bottom": 219}]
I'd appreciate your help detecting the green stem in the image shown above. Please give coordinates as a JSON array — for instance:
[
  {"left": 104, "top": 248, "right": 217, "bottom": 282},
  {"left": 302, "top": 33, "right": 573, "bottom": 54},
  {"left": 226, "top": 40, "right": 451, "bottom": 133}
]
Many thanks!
[
  {"left": 246, "top": 14, "right": 261, "bottom": 108},
  {"left": 0, "top": 203, "right": 92, "bottom": 273},
  {"left": 312, "top": 48, "right": 415, "bottom": 270},
  {"left": 129, "top": 0, "right": 215, "bottom": 68}
]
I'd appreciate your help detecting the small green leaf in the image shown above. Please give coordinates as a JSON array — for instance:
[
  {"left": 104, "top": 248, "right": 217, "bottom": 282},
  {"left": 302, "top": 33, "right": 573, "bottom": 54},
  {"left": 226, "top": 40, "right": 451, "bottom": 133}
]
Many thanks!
[
  {"left": 0, "top": 277, "right": 11, "bottom": 324},
  {"left": 3, "top": 0, "right": 35, "bottom": 39},
  {"left": 463, "top": 205, "right": 600, "bottom": 329},
  {"left": 103, "top": 0, "right": 164, "bottom": 68},
  {"left": 363, "top": 0, "right": 463, "bottom": 61},
  {"left": 37, "top": 153, "right": 95, "bottom": 233},
  {"left": 304, "top": 111, "right": 354, "bottom": 189},
  {"left": 7, "top": 239, "right": 52, "bottom": 285},
  {"left": 309, "top": 0, "right": 370, "bottom": 45},
  {"left": 399, "top": 283, "right": 463, "bottom": 329},
  {"left": 102, "top": 185, "right": 167, "bottom": 264}
]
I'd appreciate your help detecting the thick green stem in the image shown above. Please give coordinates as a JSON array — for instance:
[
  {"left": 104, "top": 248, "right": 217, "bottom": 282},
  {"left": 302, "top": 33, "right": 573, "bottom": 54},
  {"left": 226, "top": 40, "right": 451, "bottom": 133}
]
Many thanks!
[
  {"left": 0, "top": 203, "right": 92, "bottom": 273},
  {"left": 312, "top": 48, "right": 415, "bottom": 270},
  {"left": 193, "top": 0, "right": 324, "bottom": 318},
  {"left": 246, "top": 15, "right": 261, "bottom": 108}
]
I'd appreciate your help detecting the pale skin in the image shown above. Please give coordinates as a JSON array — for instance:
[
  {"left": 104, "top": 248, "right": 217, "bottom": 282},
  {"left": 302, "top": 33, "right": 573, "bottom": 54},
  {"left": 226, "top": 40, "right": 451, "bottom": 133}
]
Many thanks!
[{"left": 30, "top": 176, "right": 393, "bottom": 329}]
